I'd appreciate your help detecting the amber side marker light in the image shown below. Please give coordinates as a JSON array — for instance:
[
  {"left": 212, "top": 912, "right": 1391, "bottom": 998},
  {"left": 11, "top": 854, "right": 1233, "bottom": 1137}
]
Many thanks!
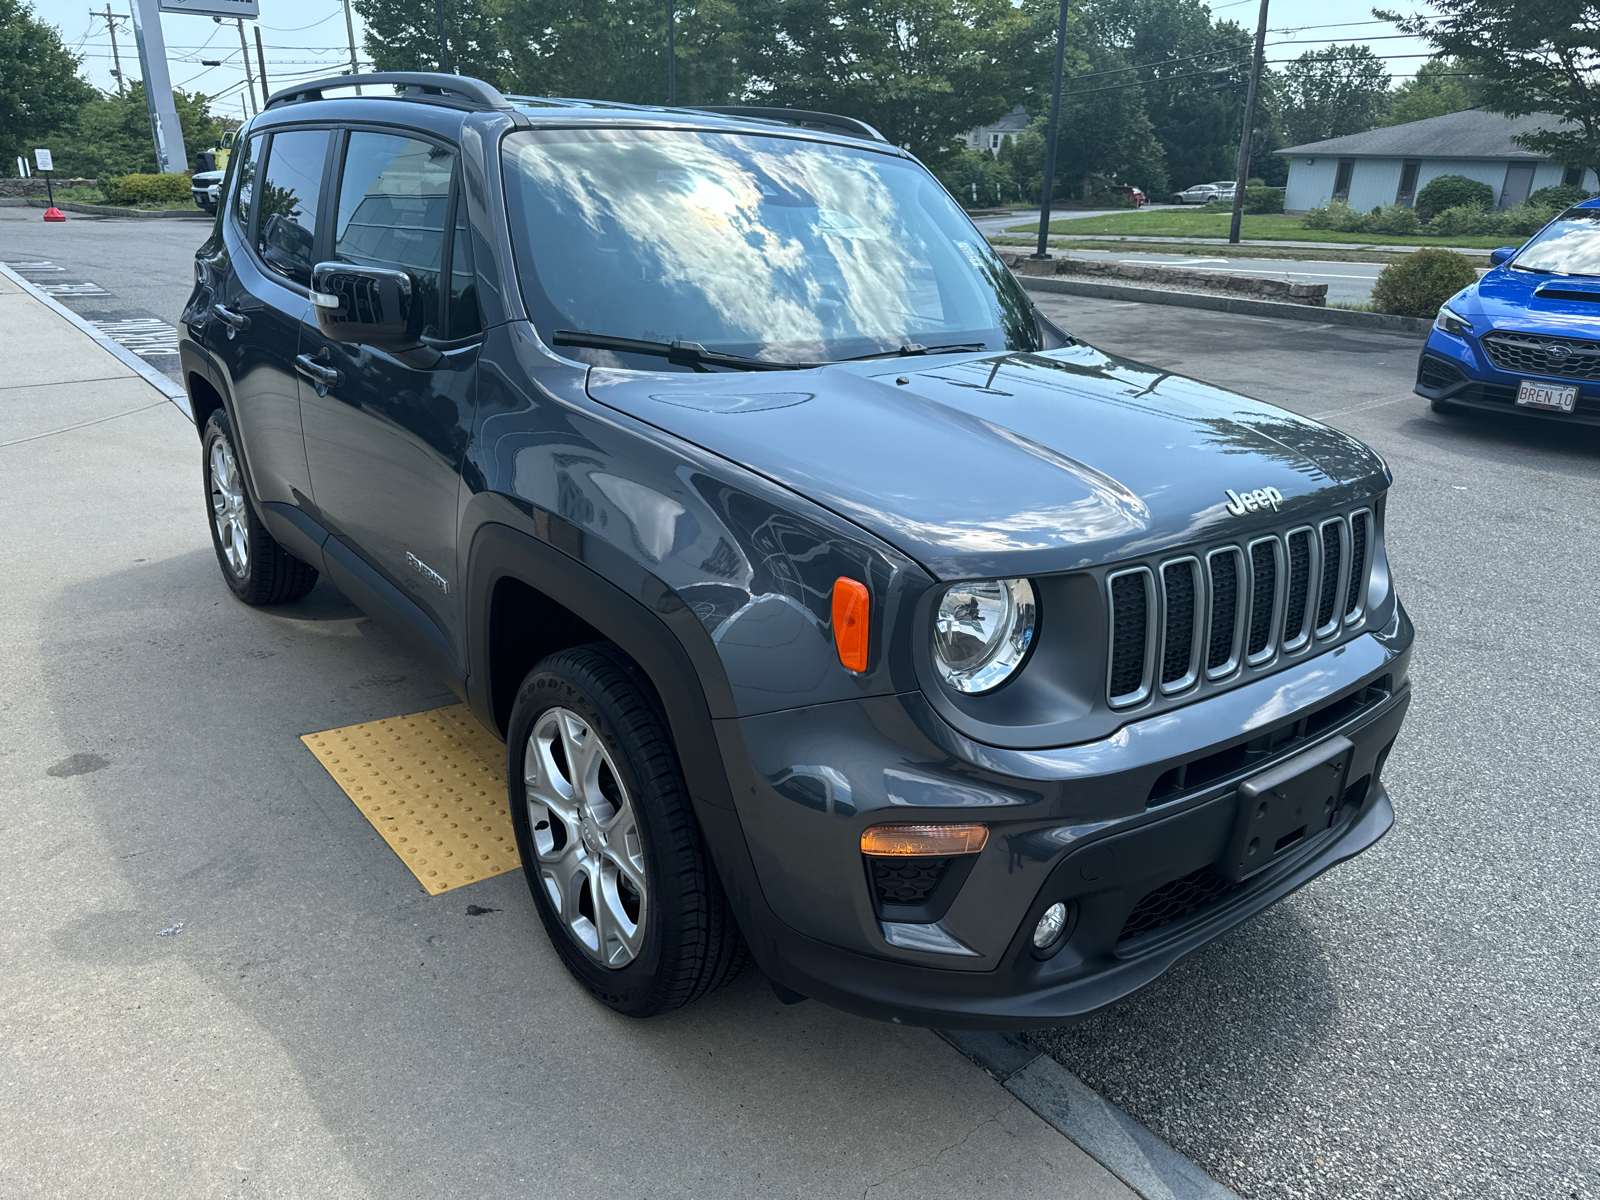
[
  {"left": 860, "top": 824, "right": 989, "bottom": 857},
  {"left": 832, "top": 576, "right": 870, "bottom": 672}
]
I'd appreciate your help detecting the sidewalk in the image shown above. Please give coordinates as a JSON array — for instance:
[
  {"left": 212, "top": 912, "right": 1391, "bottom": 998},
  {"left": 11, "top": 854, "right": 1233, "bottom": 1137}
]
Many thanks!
[{"left": 0, "top": 270, "right": 1144, "bottom": 1197}]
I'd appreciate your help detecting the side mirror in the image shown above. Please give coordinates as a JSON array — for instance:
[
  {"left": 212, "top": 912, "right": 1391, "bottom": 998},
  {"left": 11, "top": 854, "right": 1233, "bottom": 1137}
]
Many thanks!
[
  {"left": 1489, "top": 246, "right": 1518, "bottom": 267},
  {"left": 311, "top": 262, "right": 416, "bottom": 347}
]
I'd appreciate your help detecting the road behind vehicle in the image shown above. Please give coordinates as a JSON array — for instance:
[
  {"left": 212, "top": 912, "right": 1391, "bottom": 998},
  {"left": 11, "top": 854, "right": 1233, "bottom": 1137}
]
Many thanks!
[
  {"left": 1417, "top": 198, "right": 1600, "bottom": 424},
  {"left": 180, "top": 72, "right": 1411, "bottom": 1031}
]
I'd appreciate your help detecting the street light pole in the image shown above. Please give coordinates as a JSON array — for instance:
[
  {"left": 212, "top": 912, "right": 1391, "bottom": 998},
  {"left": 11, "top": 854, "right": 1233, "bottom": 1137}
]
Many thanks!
[
  {"left": 340, "top": 0, "right": 362, "bottom": 93},
  {"left": 1032, "top": 0, "right": 1070, "bottom": 259},
  {"left": 94, "top": 6, "right": 127, "bottom": 98},
  {"left": 667, "top": 3, "right": 676, "bottom": 105},
  {"left": 437, "top": 0, "right": 453, "bottom": 72},
  {"left": 255, "top": 25, "right": 269, "bottom": 107},
  {"left": 1228, "top": 0, "right": 1270, "bottom": 245},
  {"left": 235, "top": 18, "right": 257, "bottom": 116}
]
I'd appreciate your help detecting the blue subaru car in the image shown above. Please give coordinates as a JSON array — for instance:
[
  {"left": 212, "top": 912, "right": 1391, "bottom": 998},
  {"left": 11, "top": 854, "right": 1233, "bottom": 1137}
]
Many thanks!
[{"left": 1416, "top": 198, "right": 1600, "bottom": 424}]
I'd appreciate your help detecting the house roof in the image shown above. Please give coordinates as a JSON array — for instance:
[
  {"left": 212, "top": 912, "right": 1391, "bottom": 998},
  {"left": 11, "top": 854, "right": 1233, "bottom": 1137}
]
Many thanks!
[
  {"left": 976, "top": 105, "right": 1031, "bottom": 135},
  {"left": 1275, "top": 107, "right": 1563, "bottom": 160}
]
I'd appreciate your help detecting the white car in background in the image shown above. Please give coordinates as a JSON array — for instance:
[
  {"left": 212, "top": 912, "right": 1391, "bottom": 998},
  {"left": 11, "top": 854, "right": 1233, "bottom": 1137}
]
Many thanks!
[
  {"left": 1171, "top": 180, "right": 1237, "bottom": 205},
  {"left": 191, "top": 170, "right": 223, "bottom": 214}
]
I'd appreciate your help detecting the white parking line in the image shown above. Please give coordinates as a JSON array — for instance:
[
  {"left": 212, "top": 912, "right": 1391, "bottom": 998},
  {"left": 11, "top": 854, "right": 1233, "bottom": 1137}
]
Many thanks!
[
  {"left": 89, "top": 318, "right": 179, "bottom": 357},
  {"left": 1, "top": 260, "right": 64, "bottom": 273},
  {"left": 37, "top": 281, "right": 112, "bottom": 297}
]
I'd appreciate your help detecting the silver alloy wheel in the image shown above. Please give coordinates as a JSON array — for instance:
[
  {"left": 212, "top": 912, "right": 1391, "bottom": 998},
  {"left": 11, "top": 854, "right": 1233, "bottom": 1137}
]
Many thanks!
[
  {"left": 209, "top": 438, "right": 249, "bottom": 577},
  {"left": 524, "top": 707, "right": 648, "bottom": 969}
]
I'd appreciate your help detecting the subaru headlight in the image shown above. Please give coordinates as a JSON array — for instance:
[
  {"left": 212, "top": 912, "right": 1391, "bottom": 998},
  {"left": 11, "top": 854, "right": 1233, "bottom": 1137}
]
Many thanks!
[
  {"left": 933, "top": 579, "right": 1037, "bottom": 694},
  {"left": 1434, "top": 303, "right": 1472, "bottom": 337}
]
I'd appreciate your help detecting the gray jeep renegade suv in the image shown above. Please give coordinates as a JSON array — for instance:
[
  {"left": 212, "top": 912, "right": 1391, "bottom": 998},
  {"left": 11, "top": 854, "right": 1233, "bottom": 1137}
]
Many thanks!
[{"left": 179, "top": 72, "right": 1412, "bottom": 1029}]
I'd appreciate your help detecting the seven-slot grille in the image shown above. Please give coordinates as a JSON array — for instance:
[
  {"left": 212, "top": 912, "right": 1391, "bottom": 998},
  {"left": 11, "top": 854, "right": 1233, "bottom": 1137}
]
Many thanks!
[
  {"left": 1107, "top": 510, "right": 1374, "bottom": 708},
  {"left": 1481, "top": 330, "right": 1600, "bottom": 382}
]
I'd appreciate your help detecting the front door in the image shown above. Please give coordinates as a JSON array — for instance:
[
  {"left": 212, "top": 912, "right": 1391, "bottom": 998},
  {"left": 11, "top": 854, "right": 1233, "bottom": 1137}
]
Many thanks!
[
  {"left": 1500, "top": 163, "right": 1536, "bottom": 209},
  {"left": 297, "top": 129, "right": 482, "bottom": 658}
]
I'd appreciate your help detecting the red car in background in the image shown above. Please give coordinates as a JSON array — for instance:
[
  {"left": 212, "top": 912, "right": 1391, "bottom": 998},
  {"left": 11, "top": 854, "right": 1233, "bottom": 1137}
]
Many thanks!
[{"left": 1106, "top": 184, "right": 1146, "bottom": 208}]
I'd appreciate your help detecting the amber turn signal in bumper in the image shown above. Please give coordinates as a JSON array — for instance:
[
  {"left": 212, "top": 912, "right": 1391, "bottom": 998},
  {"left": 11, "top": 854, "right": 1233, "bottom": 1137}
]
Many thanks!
[{"left": 860, "top": 824, "right": 989, "bottom": 857}]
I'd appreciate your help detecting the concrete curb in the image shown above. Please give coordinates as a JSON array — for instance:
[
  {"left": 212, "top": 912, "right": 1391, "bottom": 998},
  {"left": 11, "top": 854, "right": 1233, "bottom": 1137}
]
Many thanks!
[
  {"left": 0, "top": 263, "right": 192, "bottom": 419},
  {"left": 2, "top": 197, "right": 211, "bottom": 219},
  {"left": 1018, "top": 274, "right": 1435, "bottom": 335},
  {"left": 994, "top": 231, "right": 1494, "bottom": 258},
  {"left": 939, "top": 1030, "right": 1241, "bottom": 1200}
]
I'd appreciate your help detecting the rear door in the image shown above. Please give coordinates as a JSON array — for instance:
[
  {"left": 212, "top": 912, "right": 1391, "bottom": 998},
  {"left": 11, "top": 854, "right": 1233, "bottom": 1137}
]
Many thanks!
[
  {"left": 296, "top": 127, "right": 482, "bottom": 658},
  {"left": 206, "top": 127, "right": 331, "bottom": 507}
]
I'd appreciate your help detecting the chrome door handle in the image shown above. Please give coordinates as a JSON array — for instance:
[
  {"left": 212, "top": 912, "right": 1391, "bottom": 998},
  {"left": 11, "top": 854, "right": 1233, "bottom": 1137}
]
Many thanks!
[
  {"left": 211, "top": 303, "right": 250, "bottom": 337},
  {"left": 294, "top": 353, "right": 341, "bottom": 395}
]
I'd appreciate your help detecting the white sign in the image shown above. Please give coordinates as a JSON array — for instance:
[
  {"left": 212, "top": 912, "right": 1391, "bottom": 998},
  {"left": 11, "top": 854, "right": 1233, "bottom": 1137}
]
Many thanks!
[
  {"left": 33, "top": 148, "right": 53, "bottom": 172},
  {"left": 157, "top": 0, "right": 259, "bottom": 17}
]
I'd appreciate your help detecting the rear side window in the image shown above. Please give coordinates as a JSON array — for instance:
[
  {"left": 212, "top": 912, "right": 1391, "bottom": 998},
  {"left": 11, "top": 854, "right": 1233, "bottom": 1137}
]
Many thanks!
[
  {"left": 256, "top": 129, "right": 329, "bottom": 286},
  {"left": 334, "top": 132, "right": 454, "bottom": 339},
  {"left": 233, "top": 134, "right": 264, "bottom": 229}
]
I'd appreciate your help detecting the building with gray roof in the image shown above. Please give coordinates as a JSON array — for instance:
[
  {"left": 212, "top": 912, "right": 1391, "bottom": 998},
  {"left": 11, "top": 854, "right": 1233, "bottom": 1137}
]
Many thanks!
[{"left": 1275, "top": 107, "right": 1596, "bottom": 213}]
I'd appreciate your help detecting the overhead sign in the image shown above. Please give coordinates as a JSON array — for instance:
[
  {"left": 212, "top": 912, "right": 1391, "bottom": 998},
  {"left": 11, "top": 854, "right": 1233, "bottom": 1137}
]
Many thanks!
[
  {"left": 33, "top": 149, "right": 53, "bottom": 172},
  {"left": 157, "top": 0, "right": 259, "bottom": 18}
]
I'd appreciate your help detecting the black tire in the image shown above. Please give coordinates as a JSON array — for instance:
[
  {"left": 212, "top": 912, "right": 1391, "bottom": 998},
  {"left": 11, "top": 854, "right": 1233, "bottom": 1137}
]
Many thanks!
[
  {"left": 201, "top": 408, "right": 318, "bottom": 605},
  {"left": 506, "top": 644, "right": 747, "bottom": 1017}
]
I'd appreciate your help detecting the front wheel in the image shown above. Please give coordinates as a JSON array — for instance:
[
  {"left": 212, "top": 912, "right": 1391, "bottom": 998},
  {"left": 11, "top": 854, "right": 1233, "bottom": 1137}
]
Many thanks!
[{"left": 507, "top": 645, "right": 747, "bottom": 1016}]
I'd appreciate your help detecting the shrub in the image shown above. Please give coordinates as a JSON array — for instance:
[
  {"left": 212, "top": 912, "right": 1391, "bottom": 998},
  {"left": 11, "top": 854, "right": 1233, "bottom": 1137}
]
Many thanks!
[
  {"left": 101, "top": 172, "right": 193, "bottom": 205},
  {"left": 1242, "top": 185, "right": 1283, "bottom": 214},
  {"left": 1527, "top": 184, "right": 1591, "bottom": 210},
  {"left": 1427, "top": 205, "right": 1492, "bottom": 236},
  {"left": 1366, "top": 204, "right": 1421, "bottom": 236},
  {"left": 1371, "top": 247, "right": 1481, "bottom": 318},
  {"left": 1497, "top": 202, "right": 1558, "bottom": 238},
  {"left": 1414, "top": 174, "right": 1493, "bottom": 221},
  {"left": 1302, "top": 199, "right": 1368, "bottom": 232}
]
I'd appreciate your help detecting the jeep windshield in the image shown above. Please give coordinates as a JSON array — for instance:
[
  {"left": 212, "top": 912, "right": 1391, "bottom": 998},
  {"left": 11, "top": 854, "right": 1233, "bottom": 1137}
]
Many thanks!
[
  {"left": 501, "top": 127, "right": 1041, "bottom": 369},
  {"left": 1509, "top": 207, "right": 1600, "bottom": 276}
]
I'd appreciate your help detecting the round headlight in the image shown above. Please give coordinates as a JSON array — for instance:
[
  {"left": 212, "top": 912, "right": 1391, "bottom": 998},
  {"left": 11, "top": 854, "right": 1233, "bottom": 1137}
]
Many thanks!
[{"left": 933, "top": 578, "right": 1036, "bottom": 694}]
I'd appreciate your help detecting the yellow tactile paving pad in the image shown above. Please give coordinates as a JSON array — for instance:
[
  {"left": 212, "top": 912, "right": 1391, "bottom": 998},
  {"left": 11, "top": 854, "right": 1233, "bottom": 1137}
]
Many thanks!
[{"left": 300, "top": 705, "right": 519, "bottom": 895}]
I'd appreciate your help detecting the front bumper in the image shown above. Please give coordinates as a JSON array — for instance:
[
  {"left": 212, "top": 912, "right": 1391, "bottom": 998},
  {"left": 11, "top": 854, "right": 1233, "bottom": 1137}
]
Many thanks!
[
  {"left": 1416, "top": 332, "right": 1600, "bottom": 426},
  {"left": 716, "top": 605, "right": 1412, "bottom": 1029}
]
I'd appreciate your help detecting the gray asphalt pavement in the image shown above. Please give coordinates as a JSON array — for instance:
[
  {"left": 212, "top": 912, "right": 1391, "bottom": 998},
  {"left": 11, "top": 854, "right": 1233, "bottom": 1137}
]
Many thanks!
[{"left": 1029, "top": 291, "right": 1600, "bottom": 1200}]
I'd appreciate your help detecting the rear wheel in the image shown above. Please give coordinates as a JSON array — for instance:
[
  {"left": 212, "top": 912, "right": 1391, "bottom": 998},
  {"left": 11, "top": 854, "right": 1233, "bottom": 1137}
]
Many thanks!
[
  {"left": 507, "top": 645, "right": 747, "bottom": 1016},
  {"left": 202, "top": 409, "right": 318, "bottom": 605}
]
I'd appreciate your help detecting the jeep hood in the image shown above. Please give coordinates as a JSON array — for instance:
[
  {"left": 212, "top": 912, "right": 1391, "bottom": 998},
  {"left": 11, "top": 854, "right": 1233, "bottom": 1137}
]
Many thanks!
[{"left": 586, "top": 344, "right": 1386, "bottom": 580}]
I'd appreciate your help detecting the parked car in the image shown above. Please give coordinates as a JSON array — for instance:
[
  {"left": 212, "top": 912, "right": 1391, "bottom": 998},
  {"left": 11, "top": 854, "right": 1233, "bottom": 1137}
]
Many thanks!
[
  {"left": 1416, "top": 199, "right": 1600, "bottom": 424},
  {"left": 1171, "top": 180, "right": 1236, "bottom": 205},
  {"left": 1105, "top": 184, "right": 1146, "bottom": 208},
  {"left": 180, "top": 72, "right": 1411, "bottom": 1029},
  {"left": 191, "top": 169, "right": 223, "bottom": 213}
]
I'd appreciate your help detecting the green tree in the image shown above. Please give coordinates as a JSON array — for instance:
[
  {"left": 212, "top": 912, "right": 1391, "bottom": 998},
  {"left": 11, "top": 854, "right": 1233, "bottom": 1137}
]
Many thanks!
[
  {"left": 0, "top": 0, "right": 96, "bottom": 171},
  {"left": 1380, "top": 0, "right": 1600, "bottom": 176},
  {"left": 355, "top": 0, "right": 512, "bottom": 85},
  {"left": 50, "top": 83, "right": 224, "bottom": 177},
  {"left": 1382, "top": 57, "right": 1486, "bottom": 126},
  {"left": 1280, "top": 45, "right": 1393, "bottom": 145}
]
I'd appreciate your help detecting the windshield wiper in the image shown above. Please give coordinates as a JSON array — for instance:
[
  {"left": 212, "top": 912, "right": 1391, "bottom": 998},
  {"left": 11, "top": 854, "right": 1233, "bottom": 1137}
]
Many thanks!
[
  {"left": 830, "top": 342, "right": 991, "bottom": 362},
  {"left": 552, "top": 330, "right": 805, "bottom": 372},
  {"left": 1510, "top": 264, "right": 1556, "bottom": 274}
]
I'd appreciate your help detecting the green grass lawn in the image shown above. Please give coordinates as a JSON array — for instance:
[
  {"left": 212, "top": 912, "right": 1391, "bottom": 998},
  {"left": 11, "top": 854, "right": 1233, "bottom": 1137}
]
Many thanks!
[{"left": 1003, "top": 210, "right": 1507, "bottom": 249}]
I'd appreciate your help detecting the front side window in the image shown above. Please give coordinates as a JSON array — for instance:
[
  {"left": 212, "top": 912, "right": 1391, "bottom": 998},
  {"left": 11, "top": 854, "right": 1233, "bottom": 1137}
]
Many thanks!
[
  {"left": 256, "top": 128, "right": 329, "bottom": 285},
  {"left": 501, "top": 127, "right": 1038, "bottom": 369},
  {"left": 1509, "top": 208, "right": 1600, "bottom": 276},
  {"left": 334, "top": 132, "right": 455, "bottom": 338}
]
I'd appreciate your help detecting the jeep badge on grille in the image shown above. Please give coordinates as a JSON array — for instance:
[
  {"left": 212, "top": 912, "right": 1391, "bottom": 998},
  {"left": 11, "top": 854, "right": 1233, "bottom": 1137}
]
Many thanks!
[{"left": 1225, "top": 487, "right": 1284, "bottom": 515}]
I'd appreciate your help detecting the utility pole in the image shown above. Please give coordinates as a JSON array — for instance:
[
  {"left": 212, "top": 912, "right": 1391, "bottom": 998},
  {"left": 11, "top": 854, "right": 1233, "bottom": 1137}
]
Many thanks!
[
  {"left": 1032, "top": 0, "right": 1070, "bottom": 259},
  {"left": 340, "top": 0, "right": 362, "bottom": 93},
  {"left": 93, "top": 6, "right": 128, "bottom": 97},
  {"left": 255, "top": 25, "right": 269, "bottom": 106},
  {"left": 235, "top": 18, "right": 258, "bottom": 116},
  {"left": 667, "top": 3, "right": 676, "bottom": 105},
  {"left": 436, "top": 0, "right": 452, "bottom": 72},
  {"left": 128, "top": 0, "right": 188, "bottom": 173},
  {"left": 1228, "top": 0, "right": 1270, "bottom": 245}
]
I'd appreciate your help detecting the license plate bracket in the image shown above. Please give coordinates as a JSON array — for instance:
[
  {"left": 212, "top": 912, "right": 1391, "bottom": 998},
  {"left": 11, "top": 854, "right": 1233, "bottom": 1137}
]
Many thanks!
[
  {"left": 1221, "top": 736, "right": 1352, "bottom": 883},
  {"left": 1516, "top": 378, "right": 1577, "bottom": 413}
]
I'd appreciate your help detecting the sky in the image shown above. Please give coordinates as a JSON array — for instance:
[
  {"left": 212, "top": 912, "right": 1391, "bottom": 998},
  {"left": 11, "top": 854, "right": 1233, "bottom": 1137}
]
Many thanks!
[{"left": 43, "top": 0, "right": 1443, "bottom": 125}]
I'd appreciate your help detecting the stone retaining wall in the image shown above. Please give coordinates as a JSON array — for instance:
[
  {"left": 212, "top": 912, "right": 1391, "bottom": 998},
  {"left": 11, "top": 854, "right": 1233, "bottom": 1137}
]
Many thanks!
[
  {"left": 999, "top": 251, "right": 1328, "bottom": 306},
  {"left": 0, "top": 178, "right": 97, "bottom": 197}
]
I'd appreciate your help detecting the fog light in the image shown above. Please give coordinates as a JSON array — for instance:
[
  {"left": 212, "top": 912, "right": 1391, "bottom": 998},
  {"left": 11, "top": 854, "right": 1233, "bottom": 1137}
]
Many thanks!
[{"left": 1033, "top": 902, "right": 1068, "bottom": 949}]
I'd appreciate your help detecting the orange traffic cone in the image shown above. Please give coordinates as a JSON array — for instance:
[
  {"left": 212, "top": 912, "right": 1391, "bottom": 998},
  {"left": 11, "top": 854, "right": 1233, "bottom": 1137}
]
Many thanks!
[{"left": 43, "top": 207, "right": 66, "bottom": 222}]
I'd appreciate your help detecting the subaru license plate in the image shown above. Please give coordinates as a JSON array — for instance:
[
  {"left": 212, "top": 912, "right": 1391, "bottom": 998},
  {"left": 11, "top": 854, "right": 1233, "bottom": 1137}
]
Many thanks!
[{"left": 1516, "top": 379, "right": 1577, "bottom": 412}]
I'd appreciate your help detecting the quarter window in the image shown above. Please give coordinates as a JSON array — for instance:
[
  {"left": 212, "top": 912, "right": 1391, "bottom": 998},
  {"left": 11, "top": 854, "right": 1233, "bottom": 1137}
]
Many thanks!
[
  {"left": 233, "top": 133, "right": 264, "bottom": 229},
  {"left": 447, "top": 203, "right": 481, "bottom": 340},
  {"left": 256, "top": 129, "right": 329, "bottom": 286},
  {"left": 334, "top": 132, "right": 454, "bottom": 339}
]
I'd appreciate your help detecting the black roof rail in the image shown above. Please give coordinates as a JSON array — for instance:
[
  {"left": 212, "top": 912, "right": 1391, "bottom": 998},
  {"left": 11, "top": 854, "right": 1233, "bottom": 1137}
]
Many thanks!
[
  {"left": 685, "top": 106, "right": 889, "bottom": 143},
  {"left": 264, "top": 72, "right": 512, "bottom": 113}
]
